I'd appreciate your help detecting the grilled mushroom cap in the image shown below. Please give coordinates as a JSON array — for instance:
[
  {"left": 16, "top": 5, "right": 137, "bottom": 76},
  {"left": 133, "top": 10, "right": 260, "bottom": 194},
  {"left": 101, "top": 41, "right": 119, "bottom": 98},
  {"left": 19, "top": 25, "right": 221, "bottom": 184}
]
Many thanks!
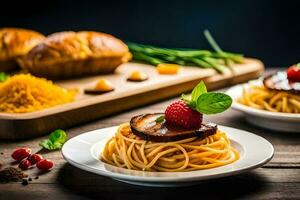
[{"left": 130, "top": 113, "right": 217, "bottom": 142}]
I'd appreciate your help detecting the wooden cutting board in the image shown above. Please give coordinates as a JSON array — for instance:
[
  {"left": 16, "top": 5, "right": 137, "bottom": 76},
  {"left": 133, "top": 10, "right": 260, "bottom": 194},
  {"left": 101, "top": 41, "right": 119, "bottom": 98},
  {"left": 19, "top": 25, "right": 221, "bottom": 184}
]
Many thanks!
[{"left": 0, "top": 58, "right": 264, "bottom": 140}]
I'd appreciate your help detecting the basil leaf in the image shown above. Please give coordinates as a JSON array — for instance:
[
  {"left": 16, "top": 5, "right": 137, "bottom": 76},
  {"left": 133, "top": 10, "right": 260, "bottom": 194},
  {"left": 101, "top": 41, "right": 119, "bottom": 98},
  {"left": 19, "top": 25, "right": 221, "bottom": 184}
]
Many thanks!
[
  {"left": 0, "top": 72, "right": 9, "bottom": 82},
  {"left": 40, "top": 140, "right": 52, "bottom": 150},
  {"left": 195, "top": 92, "right": 232, "bottom": 114},
  {"left": 40, "top": 140, "right": 55, "bottom": 150},
  {"left": 191, "top": 81, "right": 207, "bottom": 102},
  {"left": 39, "top": 129, "right": 67, "bottom": 150},
  {"left": 52, "top": 142, "right": 63, "bottom": 149},
  {"left": 49, "top": 129, "right": 67, "bottom": 144}
]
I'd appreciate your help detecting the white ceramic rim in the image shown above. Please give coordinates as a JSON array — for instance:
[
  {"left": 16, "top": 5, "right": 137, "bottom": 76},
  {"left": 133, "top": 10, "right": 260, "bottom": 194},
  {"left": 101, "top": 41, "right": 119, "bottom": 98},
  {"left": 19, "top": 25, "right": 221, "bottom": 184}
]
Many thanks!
[{"left": 62, "top": 125, "right": 274, "bottom": 183}]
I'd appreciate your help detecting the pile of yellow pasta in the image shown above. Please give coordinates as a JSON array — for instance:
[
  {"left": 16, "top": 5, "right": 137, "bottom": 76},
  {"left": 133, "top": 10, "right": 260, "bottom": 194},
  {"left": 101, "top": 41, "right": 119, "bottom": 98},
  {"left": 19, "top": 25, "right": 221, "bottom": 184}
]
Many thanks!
[
  {"left": 101, "top": 123, "right": 239, "bottom": 172},
  {"left": 0, "top": 74, "right": 76, "bottom": 113},
  {"left": 238, "top": 84, "right": 300, "bottom": 113}
]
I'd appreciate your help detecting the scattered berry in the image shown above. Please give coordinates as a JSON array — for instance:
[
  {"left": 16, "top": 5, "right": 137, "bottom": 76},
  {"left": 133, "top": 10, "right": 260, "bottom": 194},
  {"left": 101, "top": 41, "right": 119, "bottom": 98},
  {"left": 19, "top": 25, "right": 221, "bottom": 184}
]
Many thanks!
[
  {"left": 287, "top": 64, "right": 300, "bottom": 82},
  {"left": 11, "top": 148, "right": 31, "bottom": 161},
  {"left": 165, "top": 100, "right": 203, "bottom": 129},
  {"left": 21, "top": 178, "right": 29, "bottom": 186},
  {"left": 36, "top": 159, "right": 54, "bottom": 171},
  {"left": 27, "top": 154, "right": 43, "bottom": 165},
  {"left": 19, "top": 159, "right": 31, "bottom": 170}
]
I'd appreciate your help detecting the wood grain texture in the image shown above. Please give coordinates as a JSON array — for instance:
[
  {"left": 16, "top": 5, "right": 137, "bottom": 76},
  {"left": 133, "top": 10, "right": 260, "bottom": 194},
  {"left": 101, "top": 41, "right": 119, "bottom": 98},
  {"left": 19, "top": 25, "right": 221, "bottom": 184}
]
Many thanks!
[
  {"left": 1, "top": 68, "right": 298, "bottom": 200},
  {"left": 0, "top": 58, "right": 264, "bottom": 140}
]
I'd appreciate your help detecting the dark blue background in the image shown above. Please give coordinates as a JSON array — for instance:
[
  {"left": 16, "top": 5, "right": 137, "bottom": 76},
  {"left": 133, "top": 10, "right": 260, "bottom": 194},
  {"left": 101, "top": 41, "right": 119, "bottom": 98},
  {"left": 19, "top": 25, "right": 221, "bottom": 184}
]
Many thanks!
[{"left": 1, "top": 0, "right": 299, "bottom": 67}]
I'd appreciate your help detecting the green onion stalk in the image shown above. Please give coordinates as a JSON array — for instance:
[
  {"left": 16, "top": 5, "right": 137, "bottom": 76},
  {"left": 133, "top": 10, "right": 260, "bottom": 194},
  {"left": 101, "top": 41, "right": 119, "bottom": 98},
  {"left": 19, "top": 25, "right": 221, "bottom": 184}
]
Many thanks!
[{"left": 127, "top": 30, "right": 244, "bottom": 73}]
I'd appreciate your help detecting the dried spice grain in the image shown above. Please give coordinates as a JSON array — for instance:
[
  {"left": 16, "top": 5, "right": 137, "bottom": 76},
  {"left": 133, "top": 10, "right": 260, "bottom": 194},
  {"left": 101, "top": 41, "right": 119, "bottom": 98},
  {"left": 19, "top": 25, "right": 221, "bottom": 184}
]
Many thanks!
[{"left": 0, "top": 167, "right": 28, "bottom": 183}]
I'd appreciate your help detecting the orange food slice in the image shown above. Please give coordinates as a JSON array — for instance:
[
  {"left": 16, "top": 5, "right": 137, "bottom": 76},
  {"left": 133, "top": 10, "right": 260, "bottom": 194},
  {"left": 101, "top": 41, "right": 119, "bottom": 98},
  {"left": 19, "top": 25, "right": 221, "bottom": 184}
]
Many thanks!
[{"left": 156, "top": 64, "right": 180, "bottom": 75}]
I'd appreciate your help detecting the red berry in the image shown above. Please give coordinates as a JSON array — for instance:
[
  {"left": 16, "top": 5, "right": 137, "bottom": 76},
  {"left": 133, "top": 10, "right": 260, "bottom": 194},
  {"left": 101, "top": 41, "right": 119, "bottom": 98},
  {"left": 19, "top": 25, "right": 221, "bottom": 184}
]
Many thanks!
[
  {"left": 28, "top": 154, "right": 43, "bottom": 165},
  {"left": 11, "top": 148, "right": 31, "bottom": 161},
  {"left": 287, "top": 64, "right": 300, "bottom": 82},
  {"left": 19, "top": 159, "right": 31, "bottom": 170},
  {"left": 36, "top": 159, "right": 54, "bottom": 171},
  {"left": 165, "top": 100, "right": 202, "bottom": 129}
]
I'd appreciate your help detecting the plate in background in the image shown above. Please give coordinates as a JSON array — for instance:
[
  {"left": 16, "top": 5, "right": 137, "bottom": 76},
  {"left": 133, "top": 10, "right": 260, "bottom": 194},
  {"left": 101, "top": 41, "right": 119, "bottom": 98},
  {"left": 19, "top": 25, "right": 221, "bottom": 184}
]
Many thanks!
[{"left": 226, "top": 81, "right": 300, "bottom": 132}]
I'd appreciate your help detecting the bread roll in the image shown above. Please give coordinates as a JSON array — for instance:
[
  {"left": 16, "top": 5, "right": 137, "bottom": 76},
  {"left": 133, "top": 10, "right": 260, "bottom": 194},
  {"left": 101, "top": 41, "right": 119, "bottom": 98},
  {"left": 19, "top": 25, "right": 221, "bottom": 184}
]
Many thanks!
[
  {"left": 19, "top": 31, "right": 131, "bottom": 79},
  {"left": 0, "top": 28, "right": 45, "bottom": 71}
]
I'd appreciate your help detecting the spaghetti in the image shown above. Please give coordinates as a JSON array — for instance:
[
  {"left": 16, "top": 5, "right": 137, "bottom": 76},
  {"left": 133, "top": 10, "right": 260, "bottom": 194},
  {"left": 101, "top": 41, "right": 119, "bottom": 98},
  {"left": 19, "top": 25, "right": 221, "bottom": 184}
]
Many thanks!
[
  {"left": 238, "top": 84, "right": 300, "bottom": 113},
  {"left": 101, "top": 123, "right": 239, "bottom": 172}
]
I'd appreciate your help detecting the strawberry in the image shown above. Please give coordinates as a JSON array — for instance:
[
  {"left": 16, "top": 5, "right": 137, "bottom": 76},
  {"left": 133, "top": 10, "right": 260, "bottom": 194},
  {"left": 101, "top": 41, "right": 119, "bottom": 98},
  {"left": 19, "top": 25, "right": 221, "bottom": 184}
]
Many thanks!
[
  {"left": 287, "top": 64, "right": 300, "bottom": 82},
  {"left": 165, "top": 100, "right": 203, "bottom": 129},
  {"left": 162, "top": 81, "right": 232, "bottom": 130}
]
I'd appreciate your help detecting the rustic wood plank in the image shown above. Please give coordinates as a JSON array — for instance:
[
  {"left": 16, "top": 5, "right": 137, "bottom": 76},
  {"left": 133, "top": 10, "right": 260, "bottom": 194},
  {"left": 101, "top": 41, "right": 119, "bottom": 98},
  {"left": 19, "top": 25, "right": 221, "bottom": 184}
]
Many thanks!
[
  {"left": 0, "top": 170, "right": 299, "bottom": 200},
  {"left": 1, "top": 183, "right": 300, "bottom": 200},
  {"left": 0, "top": 164, "right": 299, "bottom": 185}
]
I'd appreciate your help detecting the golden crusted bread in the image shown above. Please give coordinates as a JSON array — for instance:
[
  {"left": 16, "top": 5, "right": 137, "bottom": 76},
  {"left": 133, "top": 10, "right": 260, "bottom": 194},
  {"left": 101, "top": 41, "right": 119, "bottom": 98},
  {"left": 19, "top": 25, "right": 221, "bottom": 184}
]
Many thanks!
[
  {"left": 0, "top": 28, "right": 45, "bottom": 60},
  {"left": 20, "top": 31, "right": 131, "bottom": 78}
]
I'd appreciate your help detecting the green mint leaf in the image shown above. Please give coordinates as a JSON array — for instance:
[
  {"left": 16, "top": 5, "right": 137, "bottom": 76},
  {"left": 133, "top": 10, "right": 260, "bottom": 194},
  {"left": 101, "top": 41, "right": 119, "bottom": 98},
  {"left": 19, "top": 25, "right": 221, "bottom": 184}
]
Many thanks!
[
  {"left": 39, "top": 129, "right": 67, "bottom": 150},
  {"left": 296, "top": 63, "right": 300, "bottom": 68},
  {"left": 181, "top": 94, "right": 197, "bottom": 109},
  {"left": 191, "top": 81, "right": 207, "bottom": 102},
  {"left": 0, "top": 72, "right": 9, "bottom": 82},
  {"left": 181, "top": 93, "right": 191, "bottom": 102},
  {"left": 195, "top": 92, "right": 232, "bottom": 114},
  {"left": 155, "top": 115, "right": 165, "bottom": 123}
]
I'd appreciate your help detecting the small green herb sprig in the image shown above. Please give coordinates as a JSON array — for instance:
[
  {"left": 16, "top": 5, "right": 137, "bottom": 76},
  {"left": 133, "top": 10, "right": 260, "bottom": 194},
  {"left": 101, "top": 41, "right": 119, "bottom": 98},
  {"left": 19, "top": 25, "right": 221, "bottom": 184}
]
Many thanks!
[
  {"left": 127, "top": 30, "right": 244, "bottom": 73},
  {"left": 155, "top": 115, "right": 165, "bottom": 123},
  {"left": 0, "top": 72, "right": 10, "bottom": 82},
  {"left": 39, "top": 129, "right": 67, "bottom": 150},
  {"left": 181, "top": 81, "right": 232, "bottom": 114}
]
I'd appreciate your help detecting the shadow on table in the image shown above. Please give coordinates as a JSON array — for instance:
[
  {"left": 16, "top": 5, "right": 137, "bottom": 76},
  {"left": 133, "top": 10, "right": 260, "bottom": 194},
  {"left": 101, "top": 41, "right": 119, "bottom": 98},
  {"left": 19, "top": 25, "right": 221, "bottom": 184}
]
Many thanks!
[{"left": 57, "top": 163, "right": 267, "bottom": 200}]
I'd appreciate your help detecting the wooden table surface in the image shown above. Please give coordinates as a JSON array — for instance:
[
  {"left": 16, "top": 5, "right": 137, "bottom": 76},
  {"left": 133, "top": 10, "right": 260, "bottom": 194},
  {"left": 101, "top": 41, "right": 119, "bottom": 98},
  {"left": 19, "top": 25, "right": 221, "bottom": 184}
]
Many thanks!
[{"left": 1, "top": 69, "right": 300, "bottom": 200}]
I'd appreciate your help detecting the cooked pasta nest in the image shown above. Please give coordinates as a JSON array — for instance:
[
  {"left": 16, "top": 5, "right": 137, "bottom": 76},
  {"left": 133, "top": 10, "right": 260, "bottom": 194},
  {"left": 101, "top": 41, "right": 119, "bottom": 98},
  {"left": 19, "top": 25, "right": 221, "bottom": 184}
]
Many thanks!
[
  {"left": 238, "top": 84, "right": 300, "bottom": 114},
  {"left": 101, "top": 123, "right": 239, "bottom": 172}
]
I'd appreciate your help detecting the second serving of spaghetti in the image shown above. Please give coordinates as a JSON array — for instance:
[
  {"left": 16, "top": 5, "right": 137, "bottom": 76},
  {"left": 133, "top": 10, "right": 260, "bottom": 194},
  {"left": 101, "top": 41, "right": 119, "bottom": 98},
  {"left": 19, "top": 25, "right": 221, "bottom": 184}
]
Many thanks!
[
  {"left": 237, "top": 70, "right": 300, "bottom": 114},
  {"left": 238, "top": 84, "right": 300, "bottom": 113},
  {"left": 101, "top": 123, "right": 239, "bottom": 172}
]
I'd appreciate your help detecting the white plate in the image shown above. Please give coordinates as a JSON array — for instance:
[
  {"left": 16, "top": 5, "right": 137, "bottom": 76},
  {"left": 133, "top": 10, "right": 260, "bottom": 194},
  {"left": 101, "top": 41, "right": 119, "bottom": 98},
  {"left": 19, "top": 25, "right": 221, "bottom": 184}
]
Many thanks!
[
  {"left": 62, "top": 125, "right": 274, "bottom": 187},
  {"left": 226, "top": 81, "right": 300, "bottom": 132}
]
